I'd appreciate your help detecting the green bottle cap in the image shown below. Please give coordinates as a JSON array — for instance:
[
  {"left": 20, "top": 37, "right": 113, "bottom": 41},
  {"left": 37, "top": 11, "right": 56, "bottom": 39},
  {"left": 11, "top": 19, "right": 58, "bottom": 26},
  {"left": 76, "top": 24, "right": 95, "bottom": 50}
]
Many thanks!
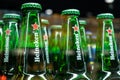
[
  {"left": 21, "top": 2, "right": 42, "bottom": 10},
  {"left": 61, "top": 9, "right": 80, "bottom": 16},
  {"left": 3, "top": 13, "right": 21, "bottom": 20},
  {"left": 97, "top": 13, "right": 114, "bottom": 19},
  {"left": 0, "top": 20, "right": 4, "bottom": 25},
  {"left": 79, "top": 20, "right": 87, "bottom": 25},
  {"left": 51, "top": 25, "right": 62, "bottom": 29},
  {"left": 41, "top": 19, "right": 49, "bottom": 25}
]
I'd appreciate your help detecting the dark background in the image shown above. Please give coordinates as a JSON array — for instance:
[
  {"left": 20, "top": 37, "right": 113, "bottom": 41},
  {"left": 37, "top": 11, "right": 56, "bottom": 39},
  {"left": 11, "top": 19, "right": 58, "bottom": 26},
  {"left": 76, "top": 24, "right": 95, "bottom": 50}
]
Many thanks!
[{"left": 0, "top": 0, "right": 120, "bottom": 17}]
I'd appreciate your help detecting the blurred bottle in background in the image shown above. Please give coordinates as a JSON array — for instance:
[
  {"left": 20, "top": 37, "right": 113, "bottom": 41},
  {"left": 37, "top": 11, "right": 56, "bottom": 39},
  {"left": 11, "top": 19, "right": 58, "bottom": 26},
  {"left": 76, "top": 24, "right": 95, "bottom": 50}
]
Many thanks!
[
  {"left": 85, "top": 31, "right": 97, "bottom": 80},
  {"left": 96, "top": 13, "right": 120, "bottom": 80},
  {"left": 79, "top": 20, "right": 94, "bottom": 80},
  {"left": 79, "top": 20, "right": 87, "bottom": 55},
  {"left": 1, "top": 13, "right": 20, "bottom": 80},
  {"left": 41, "top": 19, "right": 55, "bottom": 80},
  {"left": 19, "top": 2, "right": 46, "bottom": 80},
  {"left": 49, "top": 24, "right": 68, "bottom": 80}
]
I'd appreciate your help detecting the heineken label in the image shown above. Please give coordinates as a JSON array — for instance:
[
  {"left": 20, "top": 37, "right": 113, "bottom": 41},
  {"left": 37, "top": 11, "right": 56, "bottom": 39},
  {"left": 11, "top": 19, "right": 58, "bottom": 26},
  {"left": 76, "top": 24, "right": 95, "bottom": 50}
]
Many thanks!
[
  {"left": 32, "top": 23, "right": 40, "bottom": 62},
  {"left": 42, "top": 27, "right": 49, "bottom": 64},
  {"left": 4, "top": 28, "right": 11, "bottom": 62},
  {"left": 72, "top": 25, "right": 82, "bottom": 60},
  {"left": 43, "top": 34, "right": 49, "bottom": 64},
  {"left": 106, "top": 27, "right": 115, "bottom": 60}
]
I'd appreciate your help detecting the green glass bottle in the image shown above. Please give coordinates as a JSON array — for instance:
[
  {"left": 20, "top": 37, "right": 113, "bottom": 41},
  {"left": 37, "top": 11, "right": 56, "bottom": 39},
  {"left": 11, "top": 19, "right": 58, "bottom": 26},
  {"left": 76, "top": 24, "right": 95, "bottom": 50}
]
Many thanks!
[
  {"left": 41, "top": 19, "right": 55, "bottom": 80},
  {"left": 79, "top": 20, "right": 87, "bottom": 53},
  {"left": 2, "top": 13, "right": 20, "bottom": 80},
  {"left": 85, "top": 31, "right": 97, "bottom": 80},
  {"left": 61, "top": 9, "right": 89, "bottom": 80},
  {"left": 49, "top": 25, "right": 67, "bottom": 80},
  {"left": 0, "top": 20, "right": 4, "bottom": 79},
  {"left": 97, "top": 13, "right": 120, "bottom": 80},
  {"left": 79, "top": 20, "right": 88, "bottom": 66},
  {"left": 41, "top": 19, "right": 50, "bottom": 72},
  {"left": 20, "top": 2, "right": 46, "bottom": 80},
  {"left": 0, "top": 20, "right": 4, "bottom": 52},
  {"left": 41, "top": 19, "right": 49, "bottom": 67}
]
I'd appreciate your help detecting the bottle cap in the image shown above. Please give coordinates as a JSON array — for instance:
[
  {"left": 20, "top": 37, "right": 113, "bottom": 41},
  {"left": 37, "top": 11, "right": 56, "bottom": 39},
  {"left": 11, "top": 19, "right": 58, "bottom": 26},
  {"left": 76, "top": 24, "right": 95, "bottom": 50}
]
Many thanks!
[
  {"left": 3, "top": 13, "right": 21, "bottom": 20},
  {"left": 21, "top": 2, "right": 42, "bottom": 10},
  {"left": 79, "top": 20, "right": 87, "bottom": 25},
  {"left": 97, "top": 13, "right": 114, "bottom": 19},
  {"left": 41, "top": 19, "right": 49, "bottom": 25},
  {"left": 61, "top": 9, "right": 80, "bottom": 16},
  {"left": 0, "top": 20, "right": 4, "bottom": 25},
  {"left": 51, "top": 25, "right": 62, "bottom": 29}
]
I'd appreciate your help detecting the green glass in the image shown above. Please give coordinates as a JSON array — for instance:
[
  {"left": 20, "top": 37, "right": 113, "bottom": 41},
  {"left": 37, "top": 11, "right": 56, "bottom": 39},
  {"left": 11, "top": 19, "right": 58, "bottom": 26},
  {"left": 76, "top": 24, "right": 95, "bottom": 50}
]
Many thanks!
[
  {"left": 0, "top": 20, "right": 4, "bottom": 77},
  {"left": 61, "top": 9, "right": 89, "bottom": 80},
  {"left": 2, "top": 13, "right": 20, "bottom": 79},
  {"left": 49, "top": 25, "right": 68, "bottom": 80},
  {"left": 0, "top": 20, "right": 4, "bottom": 52},
  {"left": 41, "top": 19, "right": 55, "bottom": 80},
  {"left": 79, "top": 20, "right": 88, "bottom": 62},
  {"left": 96, "top": 13, "right": 120, "bottom": 80},
  {"left": 41, "top": 19, "right": 50, "bottom": 72},
  {"left": 20, "top": 3, "right": 46, "bottom": 79},
  {"left": 79, "top": 20, "right": 87, "bottom": 52},
  {"left": 102, "top": 20, "right": 119, "bottom": 71},
  {"left": 85, "top": 31, "right": 97, "bottom": 80}
]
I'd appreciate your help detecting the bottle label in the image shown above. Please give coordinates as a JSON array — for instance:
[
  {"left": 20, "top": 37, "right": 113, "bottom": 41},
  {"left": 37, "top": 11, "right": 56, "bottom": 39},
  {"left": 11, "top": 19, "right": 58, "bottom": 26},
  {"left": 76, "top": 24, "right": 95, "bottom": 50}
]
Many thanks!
[
  {"left": 106, "top": 27, "right": 115, "bottom": 60},
  {"left": 4, "top": 28, "right": 11, "bottom": 62},
  {"left": 72, "top": 25, "right": 82, "bottom": 60},
  {"left": 4, "top": 22, "right": 17, "bottom": 63},
  {"left": 43, "top": 27, "right": 49, "bottom": 64},
  {"left": 32, "top": 23, "right": 40, "bottom": 62}
]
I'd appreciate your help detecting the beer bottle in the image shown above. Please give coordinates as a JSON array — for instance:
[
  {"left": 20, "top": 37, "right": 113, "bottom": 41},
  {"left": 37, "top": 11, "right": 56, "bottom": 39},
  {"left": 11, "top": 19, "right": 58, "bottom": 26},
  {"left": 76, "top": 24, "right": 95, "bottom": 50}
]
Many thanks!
[
  {"left": 0, "top": 20, "right": 4, "bottom": 79},
  {"left": 41, "top": 19, "right": 50, "bottom": 73},
  {"left": 2, "top": 13, "right": 20, "bottom": 80},
  {"left": 79, "top": 20, "right": 88, "bottom": 63},
  {"left": 41, "top": 19, "right": 55, "bottom": 80},
  {"left": 61, "top": 9, "right": 89, "bottom": 80},
  {"left": 85, "top": 31, "right": 97, "bottom": 80},
  {"left": 51, "top": 24, "right": 72, "bottom": 80},
  {"left": 79, "top": 20, "right": 87, "bottom": 54},
  {"left": 97, "top": 13, "right": 120, "bottom": 80},
  {"left": 20, "top": 2, "right": 46, "bottom": 80},
  {"left": 0, "top": 20, "right": 4, "bottom": 52}
]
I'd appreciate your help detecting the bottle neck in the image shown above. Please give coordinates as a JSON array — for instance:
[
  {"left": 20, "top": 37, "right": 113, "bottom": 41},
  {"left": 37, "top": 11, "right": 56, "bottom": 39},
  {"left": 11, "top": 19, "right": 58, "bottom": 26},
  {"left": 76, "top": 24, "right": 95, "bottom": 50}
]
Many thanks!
[
  {"left": 3, "top": 20, "right": 19, "bottom": 37},
  {"left": 22, "top": 9, "right": 40, "bottom": 15}
]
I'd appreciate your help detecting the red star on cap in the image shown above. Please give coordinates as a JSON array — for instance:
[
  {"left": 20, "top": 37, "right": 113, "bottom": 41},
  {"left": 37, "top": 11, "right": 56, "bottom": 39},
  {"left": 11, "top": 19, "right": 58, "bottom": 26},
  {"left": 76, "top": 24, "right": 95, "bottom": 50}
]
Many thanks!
[
  {"left": 5, "top": 29, "right": 11, "bottom": 35},
  {"left": 106, "top": 27, "right": 112, "bottom": 34},
  {"left": 32, "top": 23, "right": 39, "bottom": 30},
  {"left": 43, "top": 34, "right": 48, "bottom": 40},
  {"left": 72, "top": 25, "right": 79, "bottom": 32}
]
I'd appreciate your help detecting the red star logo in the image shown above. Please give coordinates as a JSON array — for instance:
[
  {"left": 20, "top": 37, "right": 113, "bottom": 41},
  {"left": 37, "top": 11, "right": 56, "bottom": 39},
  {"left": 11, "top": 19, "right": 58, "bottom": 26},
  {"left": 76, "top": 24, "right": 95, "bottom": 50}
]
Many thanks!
[
  {"left": 5, "top": 29, "right": 11, "bottom": 35},
  {"left": 1, "top": 75, "right": 7, "bottom": 80},
  {"left": 32, "top": 23, "right": 39, "bottom": 30},
  {"left": 106, "top": 27, "right": 112, "bottom": 34},
  {"left": 43, "top": 34, "right": 48, "bottom": 40},
  {"left": 72, "top": 25, "right": 79, "bottom": 32}
]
